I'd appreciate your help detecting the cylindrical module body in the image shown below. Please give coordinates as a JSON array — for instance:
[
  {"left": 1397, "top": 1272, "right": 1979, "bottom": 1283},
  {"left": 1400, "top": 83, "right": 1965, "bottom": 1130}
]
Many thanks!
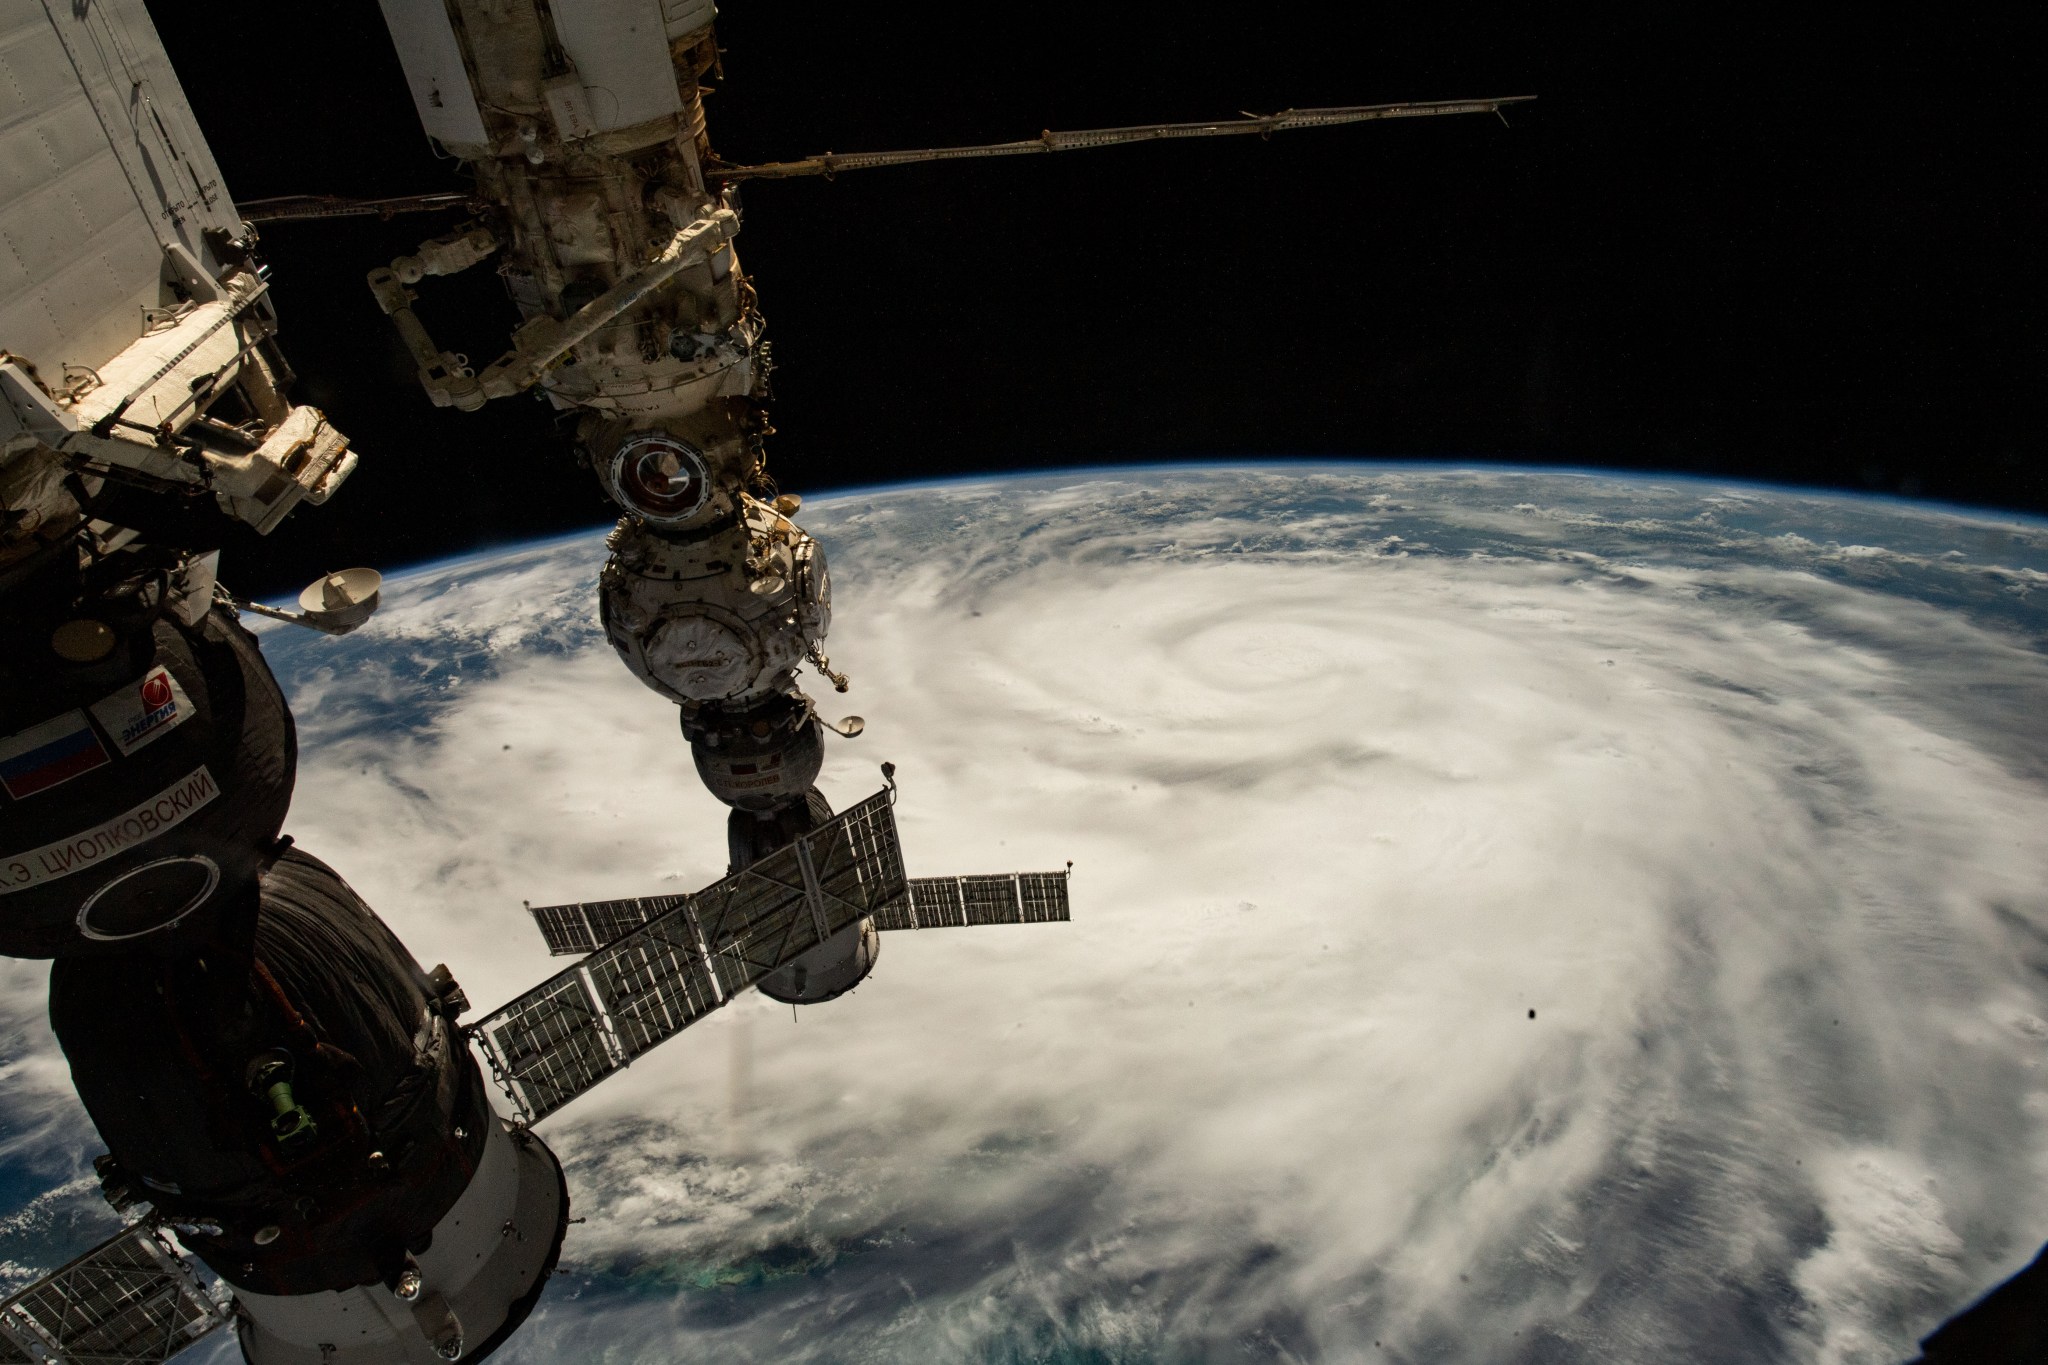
[
  {"left": 49, "top": 849, "right": 569, "bottom": 1361},
  {"left": 0, "top": 604, "right": 295, "bottom": 958},
  {"left": 731, "top": 790, "right": 882, "bottom": 1004},
  {"left": 232, "top": 1117, "right": 566, "bottom": 1365},
  {"left": 757, "top": 918, "right": 881, "bottom": 1005}
]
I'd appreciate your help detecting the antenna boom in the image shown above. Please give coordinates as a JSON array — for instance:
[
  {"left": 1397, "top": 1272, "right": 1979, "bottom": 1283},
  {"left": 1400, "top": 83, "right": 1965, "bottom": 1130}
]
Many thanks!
[
  {"left": 712, "top": 96, "right": 1536, "bottom": 181},
  {"left": 239, "top": 190, "right": 478, "bottom": 224}
]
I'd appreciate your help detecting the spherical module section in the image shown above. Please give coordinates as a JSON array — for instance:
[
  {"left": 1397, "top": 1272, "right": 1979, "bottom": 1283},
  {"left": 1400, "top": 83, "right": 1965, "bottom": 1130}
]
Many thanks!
[
  {"left": 599, "top": 431, "right": 711, "bottom": 526},
  {"left": 599, "top": 495, "right": 833, "bottom": 710},
  {"left": 757, "top": 919, "right": 880, "bottom": 1005},
  {"left": 646, "top": 611, "right": 760, "bottom": 702}
]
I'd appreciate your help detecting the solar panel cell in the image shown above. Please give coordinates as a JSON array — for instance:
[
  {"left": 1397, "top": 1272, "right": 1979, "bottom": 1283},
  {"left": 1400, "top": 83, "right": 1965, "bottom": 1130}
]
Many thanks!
[
  {"left": 1017, "top": 872, "right": 1070, "bottom": 924},
  {"left": 587, "top": 894, "right": 683, "bottom": 946},
  {"left": 960, "top": 875, "right": 1023, "bottom": 926},
  {"left": 528, "top": 894, "right": 685, "bottom": 956},
  {"left": 909, "top": 877, "right": 967, "bottom": 928},
  {"left": 531, "top": 903, "right": 599, "bottom": 955},
  {"left": 870, "top": 874, "right": 1071, "bottom": 932},
  {"left": 868, "top": 896, "right": 918, "bottom": 931},
  {"left": 477, "top": 973, "right": 618, "bottom": 1121},
  {"left": 586, "top": 919, "right": 722, "bottom": 1060},
  {"left": 0, "top": 1224, "right": 227, "bottom": 1363}
]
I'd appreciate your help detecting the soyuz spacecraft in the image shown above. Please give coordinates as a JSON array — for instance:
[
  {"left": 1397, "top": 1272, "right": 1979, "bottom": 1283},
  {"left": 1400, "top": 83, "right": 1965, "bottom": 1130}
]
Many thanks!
[{"left": 0, "top": 2, "right": 1524, "bottom": 1360}]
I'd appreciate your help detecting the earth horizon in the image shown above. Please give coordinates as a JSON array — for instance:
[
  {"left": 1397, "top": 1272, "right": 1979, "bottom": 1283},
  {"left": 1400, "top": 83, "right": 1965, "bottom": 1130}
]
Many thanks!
[{"left": 4, "top": 461, "right": 2046, "bottom": 1363}]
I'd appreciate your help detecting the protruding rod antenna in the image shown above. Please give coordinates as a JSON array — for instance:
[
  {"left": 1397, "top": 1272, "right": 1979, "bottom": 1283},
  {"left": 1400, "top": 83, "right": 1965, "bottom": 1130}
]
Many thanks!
[
  {"left": 240, "top": 191, "right": 480, "bottom": 225},
  {"left": 238, "top": 98, "right": 1533, "bottom": 222},
  {"left": 709, "top": 96, "right": 1536, "bottom": 182}
]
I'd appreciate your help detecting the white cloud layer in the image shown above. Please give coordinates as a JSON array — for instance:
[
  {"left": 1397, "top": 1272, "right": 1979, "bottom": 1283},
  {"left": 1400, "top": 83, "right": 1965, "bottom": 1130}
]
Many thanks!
[{"left": 10, "top": 467, "right": 2048, "bottom": 1363}]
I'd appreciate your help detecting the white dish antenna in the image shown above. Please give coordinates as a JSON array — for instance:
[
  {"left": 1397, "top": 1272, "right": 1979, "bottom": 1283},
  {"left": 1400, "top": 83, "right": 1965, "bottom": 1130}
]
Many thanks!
[{"left": 232, "top": 568, "right": 384, "bottom": 635}]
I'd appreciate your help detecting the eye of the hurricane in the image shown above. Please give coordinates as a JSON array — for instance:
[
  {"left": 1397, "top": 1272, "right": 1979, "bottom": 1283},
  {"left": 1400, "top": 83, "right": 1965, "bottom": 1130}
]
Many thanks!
[{"left": 76, "top": 854, "right": 220, "bottom": 941}]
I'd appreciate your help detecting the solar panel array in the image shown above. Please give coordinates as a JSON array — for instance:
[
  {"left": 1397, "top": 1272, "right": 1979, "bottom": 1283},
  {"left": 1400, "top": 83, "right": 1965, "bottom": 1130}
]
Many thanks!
[
  {"left": 528, "top": 894, "right": 689, "bottom": 956},
  {"left": 868, "top": 873, "right": 1071, "bottom": 931},
  {"left": 534, "top": 873, "right": 1072, "bottom": 953},
  {"left": 476, "top": 790, "right": 907, "bottom": 1122},
  {"left": 0, "top": 1224, "right": 228, "bottom": 1364}
]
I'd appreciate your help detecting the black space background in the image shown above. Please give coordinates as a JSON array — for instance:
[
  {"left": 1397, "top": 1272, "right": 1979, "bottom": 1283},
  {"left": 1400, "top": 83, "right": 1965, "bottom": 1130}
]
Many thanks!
[{"left": 147, "top": 4, "right": 2042, "bottom": 600}]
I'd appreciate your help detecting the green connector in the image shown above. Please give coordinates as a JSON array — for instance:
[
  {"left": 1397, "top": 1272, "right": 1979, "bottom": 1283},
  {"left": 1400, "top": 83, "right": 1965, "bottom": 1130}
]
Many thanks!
[{"left": 265, "top": 1080, "right": 317, "bottom": 1146}]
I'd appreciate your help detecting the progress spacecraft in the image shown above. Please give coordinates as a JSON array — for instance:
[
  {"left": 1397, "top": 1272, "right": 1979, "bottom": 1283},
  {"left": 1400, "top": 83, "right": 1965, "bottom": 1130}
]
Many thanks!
[{"left": 0, "top": 2, "right": 1523, "bottom": 1360}]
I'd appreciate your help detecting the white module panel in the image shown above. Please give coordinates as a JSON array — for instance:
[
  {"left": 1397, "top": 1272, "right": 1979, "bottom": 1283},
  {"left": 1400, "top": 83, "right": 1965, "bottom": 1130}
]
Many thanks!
[
  {"left": 0, "top": 0, "right": 241, "bottom": 376},
  {"left": 376, "top": 0, "right": 491, "bottom": 155},
  {"left": 551, "top": 0, "right": 684, "bottom": 134}
]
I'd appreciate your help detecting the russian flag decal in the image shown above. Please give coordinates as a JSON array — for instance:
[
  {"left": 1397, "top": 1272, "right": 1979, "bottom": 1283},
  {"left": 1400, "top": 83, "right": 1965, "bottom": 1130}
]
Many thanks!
[{"left": 0, "top": 711, "right": 112, "bottom": 800}]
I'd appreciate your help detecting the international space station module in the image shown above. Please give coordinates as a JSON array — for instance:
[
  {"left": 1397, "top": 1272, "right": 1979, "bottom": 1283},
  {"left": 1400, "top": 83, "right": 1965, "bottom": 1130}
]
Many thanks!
[
  {"left": 0, "top": 1, "right": 564, "bottom": 1356},
  {"left": 0, "top": 0, "right": 1522, "bottom": 1359}
]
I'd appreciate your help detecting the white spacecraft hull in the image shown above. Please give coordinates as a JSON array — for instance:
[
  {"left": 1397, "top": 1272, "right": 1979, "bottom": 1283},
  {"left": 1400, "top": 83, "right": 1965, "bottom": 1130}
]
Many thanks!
[{"left": 233, "top": 1118, "right": 567, "bottom": 1365}]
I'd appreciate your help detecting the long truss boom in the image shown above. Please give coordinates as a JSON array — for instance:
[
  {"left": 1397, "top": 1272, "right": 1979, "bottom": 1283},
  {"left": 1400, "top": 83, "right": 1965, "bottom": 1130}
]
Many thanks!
[
  {"left": 710, "top": 97, "right": 1536, "bottom": 181},
  {"left": 236, "top": 190, "right": 478, "bottom": 224},
  {"left": 237, "top": 97, "right": 1535, "bottom": 226}
]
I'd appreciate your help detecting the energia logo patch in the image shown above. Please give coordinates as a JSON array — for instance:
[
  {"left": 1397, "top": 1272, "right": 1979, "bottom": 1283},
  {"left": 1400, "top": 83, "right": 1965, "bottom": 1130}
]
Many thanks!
[{"left": 89, "top": 665, "right": 193, "bottom": 756}]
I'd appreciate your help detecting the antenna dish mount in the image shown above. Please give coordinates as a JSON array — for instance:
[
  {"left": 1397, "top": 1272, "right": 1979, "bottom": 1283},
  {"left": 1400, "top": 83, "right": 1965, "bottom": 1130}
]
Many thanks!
[{"left": 230, "top": 568, "right": 384, "bottom": 635}]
